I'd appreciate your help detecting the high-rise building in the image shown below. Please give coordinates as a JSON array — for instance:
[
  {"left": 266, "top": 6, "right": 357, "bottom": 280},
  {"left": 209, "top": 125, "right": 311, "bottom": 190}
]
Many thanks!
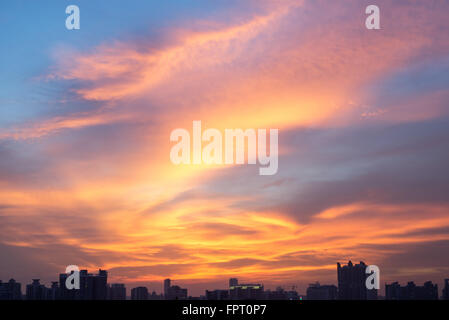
[
  {"left": 205, "top": 289, "right": 229, "bottom": 300},
  {"left": 49, "top": 281, "right": 60, "bottom": 300},
  {"left": 229, "top": 282, "right": 264, "bottom": 300},
  {"left": 26, "top": 279, "right": 49, "bottom": 300},
  {"left": 163, "top": 279, "right": 188, "bottom": 300},
  {"left": 285, "top": 290, "right": 300, "bottom": 300},
  {"left": 108, "top": 283, "right": 126, "bottom": 300},
  {"left": 265, "top": 287, "right": 299, "bottom": 300},
  {"left": 0, "top": 279, "right": 22, "bottom": 300},
  {"left": 229, "top": 278, "right": 238, "bottom": 287},
  {"left": 386, "top": 281, "right": 438, "bottom": 300},
  {"left": 94, "top": 269, "right": 108, "bottom": 300},
  {"left": 385, "top": 281, "right": 401, "bottom": 300},
  {"left": 131, "top": 287, "right": 149, "bottom": 300},
  {"left": 164, "top": 278, "right": 171, "bottom": 298},
  {"left": 59, "top": 269, "right": 108, "bottom": 300},
  {"left": 149, "top": 291, "right": 163, "bottom": 300},
  {"left": 418, "top": 281, "right": 438, "bottom": 300},
  {"left": 306, "top": 282, "right": 338, "bottom": 300},
  {"left": 443, "top": 279, "right": 449, "bottom": 300},
  {"left": 337, "top": 261, "right": 377, "bottom": 300},
  {"left": 59, "top": 273, "right": 69, "bottom": 300}
]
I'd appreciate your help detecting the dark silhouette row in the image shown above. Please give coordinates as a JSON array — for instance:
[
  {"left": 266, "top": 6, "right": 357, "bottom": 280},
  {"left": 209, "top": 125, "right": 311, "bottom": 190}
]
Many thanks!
[{"left": 1, "top": 261, "right": 448, "bottom": 300}]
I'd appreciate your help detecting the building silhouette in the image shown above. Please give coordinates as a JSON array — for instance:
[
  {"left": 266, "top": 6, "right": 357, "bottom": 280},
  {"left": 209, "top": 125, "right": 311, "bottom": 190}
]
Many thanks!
[
  {"left": 206, "top": 289, "right": 229, "bottom": 300},
  {"left": 265, "top": 287, "right": 299, "bottom": 300},
  {"left": 1, "top": 267, "right": 448, "bottom": 300},
  {"left": 337, "top": 261, "right": 377, "bottom": 300},
  {"left": 93, "top": 269, "right": 108, "bottom": 300},
  {"left": 229, "top": 278, "right": 238, "bottom": 287},
  {"left": 59, "top": 269, "right": 108, "bottom": 300},
  {"left": 163, "top": 278, "right": 188, "bottom": 300},
  {"left": 306, "top": 282, "right": 338, "bottom": 300},
  {"left": 284, "top": 289, "right": 300, "bottom": 300},
  {"left": 149, "top": 291, "right": 163, "bottom": 300},
  {"left": 0, "top": 279, "right": 22, "bottom": 300},
  {"left": 108, "top": 283, "right": 126, "bottom": 300},
  {"left": 229, "top": 278, "right": 264, "bottom": 300},
  {"left": 164, "top": 278, "right": 171, "bottom": 297},
  {"left": 49, "top": 281, "right": 60, "bottom": 300},
  {"left": 204, "top": 278, "right": 298, "bottom": 300},
  {"left": 131, "top": 286, "right": 148, "bottom": 300},
  {"left": 26, "top": 279, "right": 49, "bottom": 300},
  {"left": 443, "top": 279, "right": 449, "bottom": 300},
  {"left": 385, "top": 281, "right": 438, "bottom": 300}
]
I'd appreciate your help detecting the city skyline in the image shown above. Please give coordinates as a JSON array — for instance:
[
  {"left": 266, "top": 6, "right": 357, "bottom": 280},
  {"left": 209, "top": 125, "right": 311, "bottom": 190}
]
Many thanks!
[
  {"left": 1, "top": 0, "right": 449, "bottom": 297},
  {"left": 1, "top": 261, "right": 448, "bottom": 298}
]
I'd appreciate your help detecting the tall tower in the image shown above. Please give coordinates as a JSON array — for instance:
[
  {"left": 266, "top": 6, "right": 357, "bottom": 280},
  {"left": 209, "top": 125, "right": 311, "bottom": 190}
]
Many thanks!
[
  {"left": 164, "top": 279, "right": 171, "bottom": 297},
  {"left": 442, "top": 279, "right": 449, "bottom": 300},
  {"left": 337, "top": 261, "right": 372, "bottom": 300},
  {"left": 229, "top": 278, "right": 238, "bottom": 288}
]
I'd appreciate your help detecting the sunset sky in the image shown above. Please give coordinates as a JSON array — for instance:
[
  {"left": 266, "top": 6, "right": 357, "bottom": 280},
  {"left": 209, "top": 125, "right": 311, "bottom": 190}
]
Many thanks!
[{"left": 1, "top": 0, "right": 449, "bottom": 295}]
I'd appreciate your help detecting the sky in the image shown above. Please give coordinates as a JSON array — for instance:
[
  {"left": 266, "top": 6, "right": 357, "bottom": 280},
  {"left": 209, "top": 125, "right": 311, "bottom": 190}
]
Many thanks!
[{"left": 1, "top": 0, "right": 449, "bottom": 296}]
